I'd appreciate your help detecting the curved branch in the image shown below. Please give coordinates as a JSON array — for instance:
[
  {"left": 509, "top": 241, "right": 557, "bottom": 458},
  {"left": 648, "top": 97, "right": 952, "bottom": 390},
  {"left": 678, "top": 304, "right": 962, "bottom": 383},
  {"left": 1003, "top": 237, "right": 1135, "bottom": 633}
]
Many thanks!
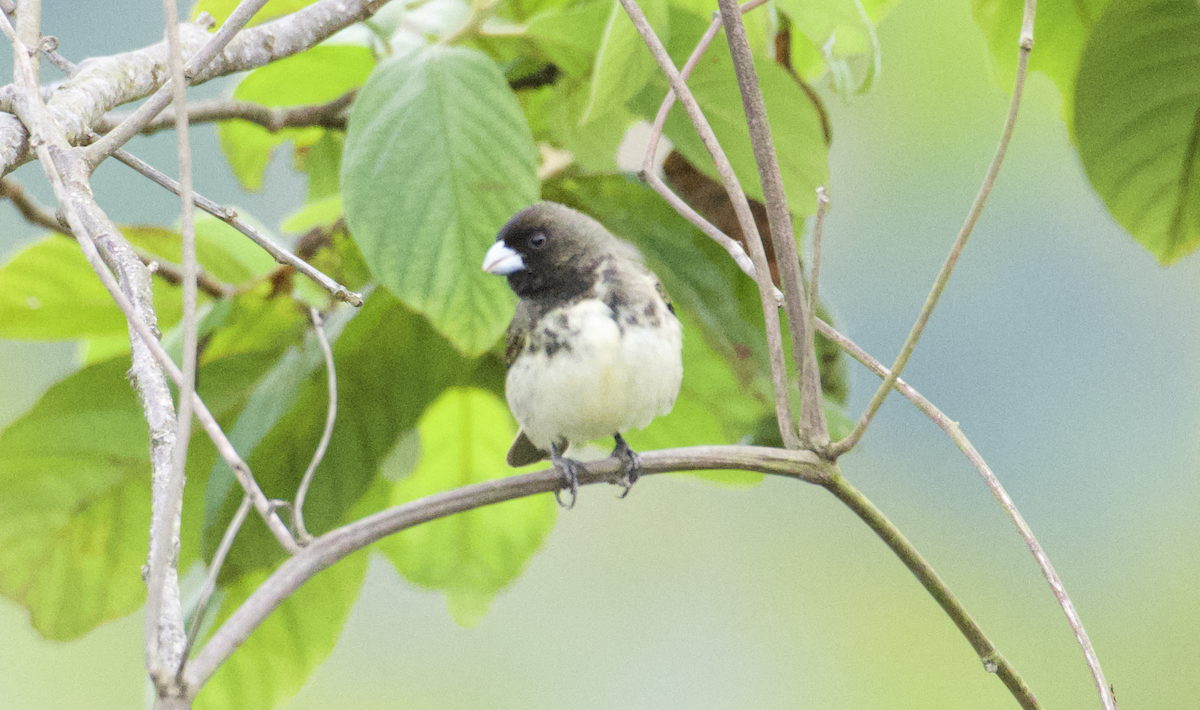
[
  {"left": 816, "top": 316, "right": 1114, "bottom": 710},
  {"left": 94, "top": 92, "right": 354, "bottom": 136},
  {"left": 824, "top": 474, "right": 1039, "bottom": 709},
  {"left": 182, "top": 446, "right": 834, "bottom": 691}
]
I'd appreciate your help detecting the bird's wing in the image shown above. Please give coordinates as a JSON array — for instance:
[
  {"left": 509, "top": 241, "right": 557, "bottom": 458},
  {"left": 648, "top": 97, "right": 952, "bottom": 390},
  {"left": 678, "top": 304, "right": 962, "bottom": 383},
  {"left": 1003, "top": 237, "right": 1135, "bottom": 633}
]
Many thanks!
[{"left": 654, "top": 278, "right": 676, "bottom": 315}]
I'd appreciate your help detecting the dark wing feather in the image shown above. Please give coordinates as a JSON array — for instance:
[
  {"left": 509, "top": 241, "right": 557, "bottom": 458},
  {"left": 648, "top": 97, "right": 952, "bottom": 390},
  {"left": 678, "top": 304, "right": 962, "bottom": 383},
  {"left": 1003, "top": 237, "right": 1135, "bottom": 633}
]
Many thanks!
[{"left": 654, "top": 279, "right": 676, "bottom": 315}]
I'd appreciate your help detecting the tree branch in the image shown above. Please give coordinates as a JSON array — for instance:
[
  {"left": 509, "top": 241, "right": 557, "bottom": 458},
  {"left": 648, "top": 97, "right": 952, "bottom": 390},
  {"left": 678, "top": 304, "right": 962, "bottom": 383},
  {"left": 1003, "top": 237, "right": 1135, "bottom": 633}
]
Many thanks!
[
  {"left": 716, "top": 0, "right": 828, "bottom": 446},
  {"left": 94, "top": 92, "right": 354, "bottom": 136},
  {"left": 815, "top": 316, "right": 1115, "bottom": 710},
  {"left": 822, "top": 474, "right": 1040, "bottom": 710},
  {"left": 292, "top": 308, "right": 337, "bottom": 543},
  {"left": 182, "top": 445, "right": 834, "bottom": 691}
]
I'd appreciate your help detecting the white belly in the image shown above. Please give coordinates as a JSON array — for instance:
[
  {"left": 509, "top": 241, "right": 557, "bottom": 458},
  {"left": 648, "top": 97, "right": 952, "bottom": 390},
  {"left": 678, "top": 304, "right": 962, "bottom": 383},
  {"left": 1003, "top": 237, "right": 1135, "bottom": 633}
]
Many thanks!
[{"left": 506, "top": 300, "right": 683, "bottom": 449}]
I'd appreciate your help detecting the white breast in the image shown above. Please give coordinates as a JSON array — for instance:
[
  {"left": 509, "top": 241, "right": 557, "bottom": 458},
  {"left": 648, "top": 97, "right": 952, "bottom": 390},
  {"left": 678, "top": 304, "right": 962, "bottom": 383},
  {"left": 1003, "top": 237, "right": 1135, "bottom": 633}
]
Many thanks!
[{"left": 506, "top": 299, "right": 683, "bottom": 450}]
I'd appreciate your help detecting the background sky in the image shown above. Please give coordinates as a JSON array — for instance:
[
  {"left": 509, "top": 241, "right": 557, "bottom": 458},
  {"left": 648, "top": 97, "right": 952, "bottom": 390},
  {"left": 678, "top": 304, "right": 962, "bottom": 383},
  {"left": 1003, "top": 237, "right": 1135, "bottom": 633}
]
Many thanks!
[{"left": 1, "top": 0, "right": 1198, "bottom": 708}]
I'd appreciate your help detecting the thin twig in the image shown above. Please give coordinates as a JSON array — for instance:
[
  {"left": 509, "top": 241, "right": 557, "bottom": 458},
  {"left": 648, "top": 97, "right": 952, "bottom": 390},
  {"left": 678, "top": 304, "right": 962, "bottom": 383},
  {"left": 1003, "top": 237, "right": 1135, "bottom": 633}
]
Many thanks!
[
  {"left": 639, "top": 0, "right": 766, "bottom": 286},
  {"left": 828, "top": 0, "right": 1038, "bottom": 458},
  {"left": 804, "top": 185, "right": 828, "bottom": 431},
  {"left": 94, "top": 91, "right": 355, "bottom": 136},
  {"left": 0, "top": 176, "right": 62, "bottom": 231},
  {"left": 177, "top": 493, "right": 252, "bottom": 679},
  {"left": 716, "top": 0, "right": 828, "bottom": 446},
  {"left": 618, "top": 0, "right": 800, "bottom": 448},
  {"left": 292, "top": 308, "right": 337, "bottom": 544},
  {"left": 137, "top": 249, "right": 237, "bottom": 299},
  {"left": 85, "top": 0, "right": 273, "bottom": 165},
  {"left": 823, "top": 474, "right": 1040, "bottom": 710},
  {"left": 815, "top": 316, "right": 1114, "bottom": 710},
  {"left": 103, "top": 142, "right": 363, "bottom": 306}
]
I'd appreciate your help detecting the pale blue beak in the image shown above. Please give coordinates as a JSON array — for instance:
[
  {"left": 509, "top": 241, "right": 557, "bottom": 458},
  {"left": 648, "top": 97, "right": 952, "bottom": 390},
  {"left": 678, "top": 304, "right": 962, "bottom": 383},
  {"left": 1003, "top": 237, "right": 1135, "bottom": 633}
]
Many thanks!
[{"left": 482, "top": 241, "right": 525, "bottom": 275}]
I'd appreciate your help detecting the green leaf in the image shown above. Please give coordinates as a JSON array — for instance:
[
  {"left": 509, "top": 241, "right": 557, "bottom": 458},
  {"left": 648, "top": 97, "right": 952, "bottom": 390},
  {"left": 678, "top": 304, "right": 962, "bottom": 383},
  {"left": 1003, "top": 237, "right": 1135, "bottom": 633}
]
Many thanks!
[
  {"left": 295, "top": 130, "right": 344, "bottom": 201},
  {"left": 0, "top": 354, "right": 273, "bottom": 640},
  {"left": 1074, "top": 0, "right": 1200, "bottom": 264},
  {"left": 380, "top": 387, "right": 557, "bottom": 626},
  {"left": 524, "top": 0, "right": 612, "bottom": 77},
  {"left": 629, "top": 8, "right": 829, "bottom": 215},
  {"left": 194, "top": 546, "right": 369, "bottom": 710},
  {"left": 580, "top": 0, "right": 668, "bottom": 125},
  {"left": 0, "top": 236, "right": 132, "bottom": 340},
  {"left": 342, "top": 45, "right": 538, "bottom": 356},
  {"left": 973, "top": 0, "right": 1110, "bottom": 125},
  {"left": 191, "top": 0, "right": 320, "bottom": 28},
  {"left": 206, "top": 290, "right": 506, "bottom": 580},
  {"left": 196, "top": 284, "right": 309, "bottom": 364},
  {"left": 219, "top": 45, "right": 374, "bottom": 191}
]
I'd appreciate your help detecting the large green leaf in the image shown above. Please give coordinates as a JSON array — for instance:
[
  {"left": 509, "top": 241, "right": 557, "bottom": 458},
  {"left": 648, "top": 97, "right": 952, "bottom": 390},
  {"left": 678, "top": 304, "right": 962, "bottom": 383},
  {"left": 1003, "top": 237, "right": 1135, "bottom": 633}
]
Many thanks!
[
  {"left": 219, "top": 45, "right": 374, "bottom": 191},
  {"left": 629, "top": 8, "right": 829, "bottom": 215},
  {"left": 579, "top": 0, "right": 668, "bottom": 124},
  {"left": 1074, "top": 0, "right": 1200, "bottom": 264},
  {"left": 973, "top": 0, "right": 1110, "bottom": 125},
  {"left": 0, "top": 354, "right": 273, "bottom": 639},
  {"left": 206, "top": 290, "right": 506, "bottom": 581},
  {"left": 342, "top": 45, "right": 538, "bottom": 356},
  {"left": 522, "top": 75, "right": 636, "bottom": 173},
  {"left": 380, "top": 387, "right": 557, "bottom": 627}
]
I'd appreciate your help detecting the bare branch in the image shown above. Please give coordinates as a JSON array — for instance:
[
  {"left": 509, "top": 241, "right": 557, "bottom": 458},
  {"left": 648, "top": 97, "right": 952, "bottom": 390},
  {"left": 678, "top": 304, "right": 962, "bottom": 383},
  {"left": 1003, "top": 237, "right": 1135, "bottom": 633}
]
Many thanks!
[
  {"left": 94, "top": 91, "right": 354, "bottom": 136},
  {"left": 815, "top": 316, "right": 1113, "bottom": 710},
  {"left": 292, "top": 308, "right": 338, "bottom": 543},
  {"left": 183, "top": 445, "right": 835, "bottom": 692},
  {"left": 618, "top": 0, "right": 800, "bottom": 448},
  {"left": 716, "top": 0, "right": 828, "bottom": 445},
  {"left": 828, "top": 0, "right": 1039, "bottom": 459},
  {"left": 822, "top": 475, "right": 1040, "bottom": 710},
  {"left": 146, "top": 0, "right": 199, "bottom": 686},
  {"left": 640, "top": 0, "right": 765, "bottom": 287},
  {"left": 138, "top": 250, "right": 237, "bottom": 300},
  {"left": 104, "top": 144, "right": 363, "bottom": 306}
]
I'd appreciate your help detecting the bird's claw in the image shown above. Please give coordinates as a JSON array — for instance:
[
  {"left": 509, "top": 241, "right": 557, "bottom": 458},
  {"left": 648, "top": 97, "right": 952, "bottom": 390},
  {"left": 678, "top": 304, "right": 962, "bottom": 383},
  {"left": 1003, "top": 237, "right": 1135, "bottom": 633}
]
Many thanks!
[
  {"left": 550, "top": 449, "right": 580, "bottom": 509},
  {"left": 612, "top": 433, "right": 641, "bottom": 498}
]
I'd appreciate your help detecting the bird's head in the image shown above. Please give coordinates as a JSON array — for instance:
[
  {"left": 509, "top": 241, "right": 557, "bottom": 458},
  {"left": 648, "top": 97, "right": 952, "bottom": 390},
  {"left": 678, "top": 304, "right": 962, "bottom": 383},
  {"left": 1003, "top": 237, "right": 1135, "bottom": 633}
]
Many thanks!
[{"left": 482, "top": 201, "right": 614, "bottom": 300}]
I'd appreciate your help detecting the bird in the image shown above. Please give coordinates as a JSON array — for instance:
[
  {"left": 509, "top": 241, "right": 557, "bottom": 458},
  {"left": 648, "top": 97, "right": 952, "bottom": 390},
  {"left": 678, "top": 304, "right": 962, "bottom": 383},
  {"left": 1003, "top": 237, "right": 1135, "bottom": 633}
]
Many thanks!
[{"left": 481, "top": 201, "right": 684, "bottom": 508}]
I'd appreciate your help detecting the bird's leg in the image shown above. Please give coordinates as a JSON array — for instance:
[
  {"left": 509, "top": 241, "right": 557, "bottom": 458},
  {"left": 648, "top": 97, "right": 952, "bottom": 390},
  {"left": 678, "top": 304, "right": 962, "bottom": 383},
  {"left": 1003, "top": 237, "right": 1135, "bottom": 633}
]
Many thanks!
[
  {"left": 612, "top": 433, "right": 641, "bottom": 498},
  {"left": 549, "top": 441, "right": 580, "bottom": 509}
]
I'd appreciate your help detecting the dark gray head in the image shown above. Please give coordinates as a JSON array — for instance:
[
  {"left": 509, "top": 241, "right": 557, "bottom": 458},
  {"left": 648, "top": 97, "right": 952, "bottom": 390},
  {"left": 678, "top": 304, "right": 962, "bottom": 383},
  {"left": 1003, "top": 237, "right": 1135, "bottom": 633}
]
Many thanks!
[{"left": 482, "top": 201, "right": 624, "bottom": 300}]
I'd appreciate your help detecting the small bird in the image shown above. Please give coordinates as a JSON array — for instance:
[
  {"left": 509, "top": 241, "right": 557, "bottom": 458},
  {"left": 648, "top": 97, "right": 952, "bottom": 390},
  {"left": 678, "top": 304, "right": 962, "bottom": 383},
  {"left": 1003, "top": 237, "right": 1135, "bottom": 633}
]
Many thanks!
[{"left": 481, "top": 202, "right": 684, "bottom": 508}]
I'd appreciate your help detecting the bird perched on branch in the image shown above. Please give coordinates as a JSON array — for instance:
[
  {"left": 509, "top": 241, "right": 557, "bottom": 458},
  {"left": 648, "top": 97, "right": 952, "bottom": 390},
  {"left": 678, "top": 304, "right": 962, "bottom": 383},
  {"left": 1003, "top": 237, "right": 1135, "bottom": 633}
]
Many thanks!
[{"left": 482, "top": 202, "right": 683, "bottom": 508}]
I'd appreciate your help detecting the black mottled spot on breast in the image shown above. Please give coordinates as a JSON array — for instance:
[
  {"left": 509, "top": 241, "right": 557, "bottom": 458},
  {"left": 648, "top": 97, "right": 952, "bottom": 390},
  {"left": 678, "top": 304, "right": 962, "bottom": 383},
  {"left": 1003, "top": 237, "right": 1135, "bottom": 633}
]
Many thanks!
[
  {"left": 541, "top": 326, "right": 572, "bottom": 358},
  {"left": 643, "top": 301, "right": 657, "bottom": 319}
]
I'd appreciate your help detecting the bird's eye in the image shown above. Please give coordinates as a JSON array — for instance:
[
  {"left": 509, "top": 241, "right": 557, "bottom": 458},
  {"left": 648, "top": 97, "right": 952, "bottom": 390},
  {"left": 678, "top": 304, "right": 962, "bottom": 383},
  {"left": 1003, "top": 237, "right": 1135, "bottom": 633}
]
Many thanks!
[{"left": 529, "top": 233, "right": 547, "bottom": 249}]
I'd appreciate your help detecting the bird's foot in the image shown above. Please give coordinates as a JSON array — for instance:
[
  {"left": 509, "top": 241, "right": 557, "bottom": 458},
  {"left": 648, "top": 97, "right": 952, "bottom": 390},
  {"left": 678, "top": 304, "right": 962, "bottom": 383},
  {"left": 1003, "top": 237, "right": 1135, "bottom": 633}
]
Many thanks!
[
  {"left": 550, "top": 443, "right": 580, "bottom": 509},
  {"left": 612, "top": 433, "right": 641, "bottom": 498}
]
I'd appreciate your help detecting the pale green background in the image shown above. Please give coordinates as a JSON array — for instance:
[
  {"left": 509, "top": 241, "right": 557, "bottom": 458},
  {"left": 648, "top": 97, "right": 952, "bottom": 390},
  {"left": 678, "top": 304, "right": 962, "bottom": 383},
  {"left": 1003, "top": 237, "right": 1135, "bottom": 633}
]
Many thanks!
[{"left": 1, "top": 0, "right": 1197, "bottom": 708}]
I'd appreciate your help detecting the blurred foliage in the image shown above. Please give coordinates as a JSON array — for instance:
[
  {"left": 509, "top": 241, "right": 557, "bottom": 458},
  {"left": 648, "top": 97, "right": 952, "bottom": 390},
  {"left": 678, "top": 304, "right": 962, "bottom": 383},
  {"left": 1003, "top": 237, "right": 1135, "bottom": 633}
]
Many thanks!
[{"left": 0, "top": 0, "right": 1195, "bottom": 706}]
